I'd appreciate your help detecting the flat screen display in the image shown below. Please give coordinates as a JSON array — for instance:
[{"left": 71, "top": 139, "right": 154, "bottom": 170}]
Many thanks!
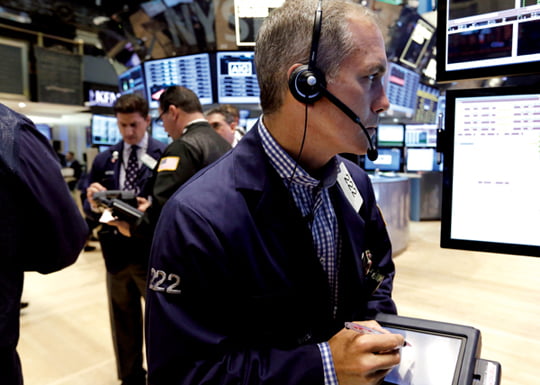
[
  {"left": 405, "top": 124, "right": 438, "bottom": 148},
  {"left": 91, "top": 114, "right": 121, "bottom": 146},
  {"left": 216, "top": 51, "right": 260, "bottom": 104},
  {"left": 376, "top": 313, "right": 481, "bottom": 385},
  {"left": 34, "top": 123, "right": 52, "bottom": 140},
  {"left": 415, "top": 84, "right": 441, "bottom": 124},
  {"left": 383, "top": 327, "right": 463, "bottom": 385},
  {"left": 118, "top": 64, "right": 145, "bottom": 97},
  {"left": 377, "top": 124, "right": 405, "bottom": 147},
  {"left": 406, "top": 147, "right": 441, "bottom": 172},
  {"left": 441, "top": 86, "right": 540, "bottom": 257},
  {"left": 363, "top": 148, "right": 402, "bottom": 172},
  {"left": 382, "top": 62, "right": 420, "bottom": 120},
  {"left": 151, "top": 120, "right": 172, "bottom": 144},
  {"left": 437, "top": 1, "right": 540, "bottom": 82},
  {"left": 143, "top": 53, "right": 214, "bottom": 109}
]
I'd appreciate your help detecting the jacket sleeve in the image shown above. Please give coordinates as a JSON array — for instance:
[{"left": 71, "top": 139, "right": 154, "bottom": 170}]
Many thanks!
[
  {"left": 146, "top": 200, "right": 325, "bottom": 385},
  {"left": 4, "top": 116, "right": 88, "bottom": 273}
]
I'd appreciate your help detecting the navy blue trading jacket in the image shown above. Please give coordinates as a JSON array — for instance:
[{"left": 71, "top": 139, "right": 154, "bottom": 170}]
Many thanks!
[
  {"left": 146, "top": 125, "right": 397, "bottom": 384},
  {"left": 0, "top": 103, "right": 87, "bottom": 273}
]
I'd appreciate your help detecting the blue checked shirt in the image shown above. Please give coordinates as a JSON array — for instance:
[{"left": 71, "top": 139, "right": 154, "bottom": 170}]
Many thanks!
[{"left": 258, "top": 119, "right": 340, "bottom": 385}]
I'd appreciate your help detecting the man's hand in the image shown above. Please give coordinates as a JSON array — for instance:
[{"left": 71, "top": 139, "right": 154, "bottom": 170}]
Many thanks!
[
  {"left": 86, "top": 182, "right": 107, "bottom": 210},
  {"left": 136, "top": 197, "right": 151, "bottom": 212},
  {"left": 329, "top": 320, "right": 404, "bottom": 385},
  {"left": 108, "top": 219, "right": 131, "bottom": 237}
]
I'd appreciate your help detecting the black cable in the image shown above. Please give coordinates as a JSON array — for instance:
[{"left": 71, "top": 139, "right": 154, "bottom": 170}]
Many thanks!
[{"left": 287, "top": 103, "right": 309, "bottom": 190}]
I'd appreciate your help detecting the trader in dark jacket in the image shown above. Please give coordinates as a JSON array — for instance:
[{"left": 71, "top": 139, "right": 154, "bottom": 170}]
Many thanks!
[
  {"left": 145, "top": 1, "right": 403, "bottom": 384},
  {"left": 84, "top": 94, "right": 166, "bottom": 385},
  {"left": 0, "top": 103, "right": 87, "bottom": 385},
  {"left": 112, "top": 86, "right": 231, "bottom": 241}
]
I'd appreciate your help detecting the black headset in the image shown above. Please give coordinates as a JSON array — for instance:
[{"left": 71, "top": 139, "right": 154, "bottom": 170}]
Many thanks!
[
  {"left": 287, "top": 0, "right": 379, "bottom": 161},
  {"left": 288, "top": 0, "right": 325, "bottom": 104}
]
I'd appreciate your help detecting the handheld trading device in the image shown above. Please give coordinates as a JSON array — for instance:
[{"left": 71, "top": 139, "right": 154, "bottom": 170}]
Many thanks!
[
  {"left": 92, "top": 190, "right": 143, "bottom": 222},
  {"left": 375, "top": 313, "right": 501, "bottom": 385}
]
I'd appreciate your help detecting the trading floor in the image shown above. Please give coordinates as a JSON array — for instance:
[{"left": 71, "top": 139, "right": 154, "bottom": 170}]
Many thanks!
[{"left": 18, "top": 220, "right": 539, "bottom": 385}]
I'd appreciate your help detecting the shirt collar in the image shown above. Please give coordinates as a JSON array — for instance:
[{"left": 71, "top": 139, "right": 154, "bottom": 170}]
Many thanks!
[
  {"left": 258, "top": 117, "right": 338, "bottom": 189},
  {"left": 183, "top": 118, "right": 208, "bottom": 134},
  {"left": 125, "top": 132, "right": 148, "bottom": 153}
]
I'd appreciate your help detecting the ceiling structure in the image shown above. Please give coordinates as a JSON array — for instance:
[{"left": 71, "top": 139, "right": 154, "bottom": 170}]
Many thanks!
[{"left": 0, "top": 0, "right": 222, "bottom": 121}]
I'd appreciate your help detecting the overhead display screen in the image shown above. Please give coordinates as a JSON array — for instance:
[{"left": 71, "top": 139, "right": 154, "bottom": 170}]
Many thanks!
[
  {"left": 216, "top": 51, "right": 260, "bottom": 104},
  {"left": 143, "top": 53, "right": 214, "bottom": 109}
]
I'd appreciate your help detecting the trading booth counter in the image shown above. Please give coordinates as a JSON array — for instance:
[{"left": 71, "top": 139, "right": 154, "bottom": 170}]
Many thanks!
[{"left": 370, "top": 175, "right": 410, "bottom": 256}]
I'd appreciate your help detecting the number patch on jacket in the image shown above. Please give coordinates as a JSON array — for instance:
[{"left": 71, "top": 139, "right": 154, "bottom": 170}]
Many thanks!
[{"left": 148, "top": 268, "right": 182, "bottom": 294}]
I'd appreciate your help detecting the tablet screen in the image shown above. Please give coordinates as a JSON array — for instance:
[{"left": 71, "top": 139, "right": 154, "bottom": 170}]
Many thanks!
[{"left": 383, "top": 327, "right": 464, "bottom": 385}]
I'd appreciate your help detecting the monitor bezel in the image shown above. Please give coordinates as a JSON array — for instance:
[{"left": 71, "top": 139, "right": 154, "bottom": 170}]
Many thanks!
[{"left": 440, "top": 86, "right": 540, "bottom": 257}]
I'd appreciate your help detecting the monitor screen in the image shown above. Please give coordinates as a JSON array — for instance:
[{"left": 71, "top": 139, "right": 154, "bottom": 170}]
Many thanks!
[
  {"left": 441, "top": 86, "right": 540, "bottom": 257},
  {"left": 405, "top": 124, "right": 438, "bottom": 148},
  {"left": 118, "top": 64, "right": 146, "bottom": 97},
  {"left": 382, "top": 62, "right": 420, "bottom": 120},
  {"left": 377, "top": 124, "right": 405, "bottom": 147},
  {"left": 91, "top": 114, "right": 121, "bottom": 146},
  {"left": 234, "top": 0, "right": 286, "bottom": 46},
  {"left": 406, "top": 147, "right": 442, "bottom": 172},
  {"left": 387, "top": 7, "right": 436, "bottom": 73},
  {"left": 437, "top": 0, "right": 540, "bottom": 82},
  {"left": 376, "top": 313, "right": 481, "bottom": 385},
  {"left": 363, "top": 148, "right": 402, "bottom": 172},
  {"left": 143, "top": 53, "right": 214, "bottom": 109},
  {"left": 34, "top": 123, "right": 52, "bottom": 141},
  {"left": 215, "top": 51, "right": 260, "bottom": 105},
  {"left": 415, "top": 83, "right": 441, "bottom": 124},
  {"left": 151, "top": 120, "right": 172, "bottom": 144}
]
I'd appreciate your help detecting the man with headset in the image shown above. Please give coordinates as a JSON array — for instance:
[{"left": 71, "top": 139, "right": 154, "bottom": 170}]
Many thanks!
[{"left": 146, "top": 1, "right": 404, "bottom": 384}]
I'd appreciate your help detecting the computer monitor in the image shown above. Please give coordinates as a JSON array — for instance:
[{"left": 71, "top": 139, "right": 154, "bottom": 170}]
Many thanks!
[
  {"left": 215, "top": 51, "right": 260, "bottom": 105},
  {"left": 375, "top": 313, "right": 483, "bottom": 385},
  {"left": 437, "top": 0, "right": 540, "bottom": 82},
  {"left": 377, "top": 124, "right": 405, "bottom": 147},
  {"left": 415, "top": 83, "right": 441, "bottom": 124},
  {"left": 363, "top": 147, "right": 402, "bottom": 172},
  {"left": 118, "top": 64, "right": 146, "bottom": 97},
  {"left": 91, "top": 114, "right": 121, "bottom": 146},
  {"left": 34, "top": 123, "right": 52, "bottom": 141},
  {"left": 405, "top": 147, "right": 442, "bottom": 172},
  {"left": 441, "top": 86, "right": 540, "bottom": 257},
  {"left": 405, "top": 124, "right": 438, "bottom": 148},
  {"left": 387, "top": 7, "right": 436, "bottom": 73},
  {"left": 143, "top": 53, "right": 214, "bottom": 109},
  {"left": 151, "top": 120, "right": 172, "bottom": 144},
  {"left": 382, "top": 62, "right": 420, "bottom": 120}
]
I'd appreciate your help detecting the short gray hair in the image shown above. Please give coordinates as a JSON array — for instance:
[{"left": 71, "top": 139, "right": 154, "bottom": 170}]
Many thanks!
[{"left": 255, "top": 0, "right": 378, "bottom": 114}]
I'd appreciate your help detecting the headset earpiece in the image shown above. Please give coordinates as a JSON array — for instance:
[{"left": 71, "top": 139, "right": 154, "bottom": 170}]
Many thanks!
[{"left": 288, "top": 65, "right": 326, "bottom": 104}]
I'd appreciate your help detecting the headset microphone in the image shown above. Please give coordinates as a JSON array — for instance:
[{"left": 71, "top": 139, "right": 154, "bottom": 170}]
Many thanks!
[{"left": 318, "top": 87, "right": 379, "bottom": 161}]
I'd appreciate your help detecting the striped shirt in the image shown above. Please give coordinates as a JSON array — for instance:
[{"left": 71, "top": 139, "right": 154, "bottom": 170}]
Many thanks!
[{"left": 258, "top": 118, "right": 340, "bottom": 385}]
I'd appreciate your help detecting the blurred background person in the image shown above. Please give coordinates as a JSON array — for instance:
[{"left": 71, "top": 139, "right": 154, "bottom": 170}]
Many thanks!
[
  {"left": 205, "top": 104, "right": 245, "bottom": 147},
  {"left": 84, "top": 94, "right": 166, "bottom": 385},
  {"left": 64, "top": 151, "right": 83, "bottom": 191},
  {"left": 112, "top": 86, "right": 231, "bottom": 241}
]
